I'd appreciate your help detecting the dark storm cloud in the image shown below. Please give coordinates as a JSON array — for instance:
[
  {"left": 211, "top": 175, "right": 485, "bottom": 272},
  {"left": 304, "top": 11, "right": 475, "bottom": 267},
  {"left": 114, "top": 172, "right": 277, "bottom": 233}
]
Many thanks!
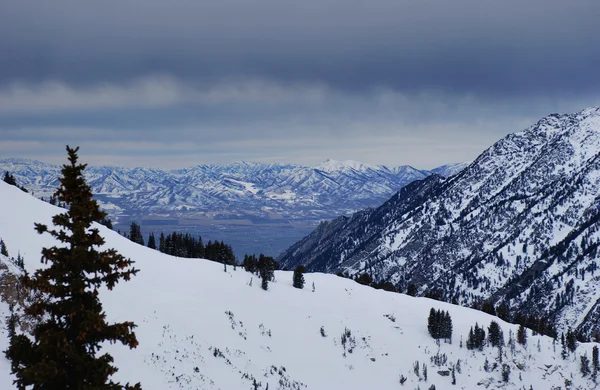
[
  {"left": 1, "top": 0, "right": 599, "bottom": 169},
  {"left": 1, "top": 0, "right": 599, "bottom": 96}
]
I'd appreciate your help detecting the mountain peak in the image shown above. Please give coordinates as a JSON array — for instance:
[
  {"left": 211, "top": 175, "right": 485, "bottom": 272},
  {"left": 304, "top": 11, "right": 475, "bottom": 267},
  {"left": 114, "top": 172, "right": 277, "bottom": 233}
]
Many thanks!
[{"left": 315, "top": 159, "right": 380, "bottom": 172}]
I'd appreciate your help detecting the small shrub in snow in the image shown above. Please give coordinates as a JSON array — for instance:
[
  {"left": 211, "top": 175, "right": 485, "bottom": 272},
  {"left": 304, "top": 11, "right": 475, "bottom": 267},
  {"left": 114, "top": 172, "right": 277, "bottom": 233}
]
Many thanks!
[{"left": 399, "top": 374, "right": 407, "bottom": 385}]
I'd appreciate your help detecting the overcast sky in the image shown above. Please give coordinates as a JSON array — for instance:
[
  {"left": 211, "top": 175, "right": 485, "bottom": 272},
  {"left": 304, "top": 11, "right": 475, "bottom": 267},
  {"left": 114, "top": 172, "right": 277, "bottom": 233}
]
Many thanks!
[{"left": 1, "top": 0, "right": 599, "bottom": 169}]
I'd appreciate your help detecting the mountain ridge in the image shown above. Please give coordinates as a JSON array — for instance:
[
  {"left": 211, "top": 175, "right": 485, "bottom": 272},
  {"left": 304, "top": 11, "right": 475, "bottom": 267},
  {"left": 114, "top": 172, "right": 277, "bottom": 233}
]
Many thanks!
[
  {"left": 278, "top": 106, "right": 600, "bottom": 337},
  {"left": 0, "top": 157, "right": 468, "bottom": 221}
]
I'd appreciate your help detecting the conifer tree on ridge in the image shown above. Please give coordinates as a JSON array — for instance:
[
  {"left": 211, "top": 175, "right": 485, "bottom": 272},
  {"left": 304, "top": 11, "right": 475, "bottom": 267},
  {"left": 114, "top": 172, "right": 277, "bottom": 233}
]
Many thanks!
[{"left": 5, "top": 146, "right": 141, "bottom": 389}]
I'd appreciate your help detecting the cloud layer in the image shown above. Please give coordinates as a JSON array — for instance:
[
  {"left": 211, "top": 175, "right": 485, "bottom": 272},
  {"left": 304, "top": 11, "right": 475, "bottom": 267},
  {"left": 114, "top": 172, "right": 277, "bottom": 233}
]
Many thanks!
[{"left": 1, "top": 0, "right": 599, "bottom": 168}]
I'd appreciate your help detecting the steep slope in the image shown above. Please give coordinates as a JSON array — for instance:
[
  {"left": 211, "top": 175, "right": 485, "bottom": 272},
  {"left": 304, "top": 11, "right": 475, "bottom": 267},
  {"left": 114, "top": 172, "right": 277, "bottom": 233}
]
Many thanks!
[
  {"left": 278, "top": 106, "right": 600, "bottom": 338},
  {"left": 0, "top": 158, "right": 441, "bottom": 220},
  {"left": 0, "top": 180, "right": 597, "bottom": 389}
]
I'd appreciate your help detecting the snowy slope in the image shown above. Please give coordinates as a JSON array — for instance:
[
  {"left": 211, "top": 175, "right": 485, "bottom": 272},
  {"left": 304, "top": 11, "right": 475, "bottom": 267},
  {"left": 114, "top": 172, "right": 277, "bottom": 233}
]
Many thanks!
[
  {"left": 0, "top": 158, "right": 440, "bottom": 220},
  {"left": 0, "top": 181, "right": 598, "bottom": 389},
  {"left": 279, "top": 106, "right": 600, "bottom": 337}
]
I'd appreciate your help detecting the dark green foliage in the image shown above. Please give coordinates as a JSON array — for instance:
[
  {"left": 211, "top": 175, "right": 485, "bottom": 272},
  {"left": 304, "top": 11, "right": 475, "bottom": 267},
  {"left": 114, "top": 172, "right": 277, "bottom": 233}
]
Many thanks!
[
  {"left": 4, "top": 172, "right": 28, "bottom": 193},
  {"left": 501, "top": 364, "right": 510, "bottom": 382},
  {"left": 293, "top": 266, "right": 305, "bottom": 289},
  {"left": 0, "top": 238, "right": 8, "bottom": 257},
  {"left": 488, "top": 321, "right": 504, "bottom": 348},
  {"left": 243, "top": 254, "right": 258, "bottom": 273},
  {"left": 517, "top": 324, "right": 527, "bottom": 347},
  {"left": 3, "top": 171, "right": 28, "bottom": 193},
  {"left": 154, "top": 232, "right": 235, "bottom": 264},
  {"left": 377, "top": 281, "right": 396, "bottom": 292},
  {"left": 355, "top": 273, "right": 372, "bottom": 286},
  {"left": 100, "top": 217, "right": 113, "bottom": 229},
  {"left": 466, "top": 323, "right": 486, "bottom": 350},
  {"left": 258, "top": 254, "right": 277, "bottom": 291},
  {"left": 593, "top": 345, "right": 599, "bottom": 378},
  {"left": 566, "top": 328, "right": 578, "bottom": 352},
  {"left": 427, "top": 308, "right": 452, "bottom": 341},
  {"left": 6, "top": 304, "right": 17, "bottom": 340},
  {"left": 581, "top": 353, "right": 591, "bottom": 377},
  {"left": 495, "top": 302, "right": 511, "bottom": 322},
  {"left": 158, "top": 232, "right": 166, "bottom": 253},
  {"left": 147, "top": 233, "right": 156, "bottom": 249},
  {"left": 3, "top": 171, "right": 17, "bottom": 186},
  {"left": 406, "top": 283, "right": 418, "bottom": 296},
  {"left": 129, "top": 222, "right": 144, "bottom": 246},
  {"left": 481, "top": 300, "right": 495, "bottom": 316},
  {"left": 4, "top": 146, "right": 140, "bottom": 389}
]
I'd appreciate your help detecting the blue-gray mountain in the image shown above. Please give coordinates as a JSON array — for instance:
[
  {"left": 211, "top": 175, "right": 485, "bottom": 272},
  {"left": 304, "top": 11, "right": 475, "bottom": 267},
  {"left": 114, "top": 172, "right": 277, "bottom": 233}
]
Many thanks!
[
  {"left": 0, "top": 158, "right": 466, "bottom": 221},
  {"left": 278, "top": 106, "right": 600, "bottom": 337}
]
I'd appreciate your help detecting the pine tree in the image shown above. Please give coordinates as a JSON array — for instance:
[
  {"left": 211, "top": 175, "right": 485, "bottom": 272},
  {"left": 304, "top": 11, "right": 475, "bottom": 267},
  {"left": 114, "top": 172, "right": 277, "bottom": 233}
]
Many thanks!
[
  {"left": 517, "top": 324, "right": 527, "bottom": 347},
  {"left": 5, "top": 146, "right": 141, "bottom": 389},
  {"left": 293, "top": 266, "right": 305, "bottom": 289},
  {"left": 488, "top": 320, "right": 504, "bottom": 348},
  {"left": 581, "top": 353, "right": 591, "bottom": 377},
  {"left": 3, "top": 171, "right": 17, "bottom": 186},
  {"left": 0, "top": 238, "right": 8, "bottom": 257},
  {"left": 147, "top": 233, "right": 156, "bottom": 250},
  {"left": 593, "top": 345, "right": 599, "bottom": 379},
  {"left": 258, "top": 254, "right": 275, "bottom": 291},
  {"left": 428, "top": 308, "right": 437, "bottom": 338},
  {"left": 159, "top": 232, "right": 166, "bottom": 253},
  {"left": 129, "top": 222, "right": 144, "bottom": 246}
]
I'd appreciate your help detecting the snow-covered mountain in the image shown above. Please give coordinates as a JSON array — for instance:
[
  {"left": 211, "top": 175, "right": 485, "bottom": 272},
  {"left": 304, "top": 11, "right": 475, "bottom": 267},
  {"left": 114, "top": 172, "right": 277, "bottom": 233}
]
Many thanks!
[
  {"left": 0, "top": 181, "right": 598, "bottom": 389},
  {"left": 278, "top": 106, "right": 600, "bottom": 338},
  {"left": 0, "top": 158, "right": 462, "bottom": 221}
]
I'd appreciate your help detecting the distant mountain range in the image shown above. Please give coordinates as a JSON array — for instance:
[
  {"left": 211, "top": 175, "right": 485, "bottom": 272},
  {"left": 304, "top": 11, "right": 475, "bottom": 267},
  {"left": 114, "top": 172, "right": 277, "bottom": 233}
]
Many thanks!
[
  {"left": 0, "top": 158, "right": 468, "bottom": 221},
  {"left": 278, "top": 106, "right": 600, "bottom": 337}
]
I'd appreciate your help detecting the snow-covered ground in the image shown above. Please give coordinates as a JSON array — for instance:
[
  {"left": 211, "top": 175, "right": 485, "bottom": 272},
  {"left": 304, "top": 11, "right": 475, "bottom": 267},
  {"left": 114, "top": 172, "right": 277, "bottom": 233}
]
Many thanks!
[{"left": 0, "top": 181, "right": 597, "bottom": 389}]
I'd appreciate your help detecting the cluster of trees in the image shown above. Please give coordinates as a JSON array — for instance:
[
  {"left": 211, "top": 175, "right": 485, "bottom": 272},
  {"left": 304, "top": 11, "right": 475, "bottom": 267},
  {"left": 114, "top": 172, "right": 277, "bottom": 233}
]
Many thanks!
[
  {"left": 242, "top": 254, "right": 279, "bottom": 290},
  {"left": 466, "top": 323, "right": 487, "bottom": 350},
  {"left": 427, "top": 308, "right": 453, "bottom": 341},
  {"left": 123, "top": 222, "right": 237, "bottom": 265},
  {"left": 337, "top": 271, "right": 409, "bottom": 293},
  {"left": 3, "top": 171, "right": 28, "bottom": 193},
  {"left": 4, "top": 146, "right": 140, "bottom": 388}
]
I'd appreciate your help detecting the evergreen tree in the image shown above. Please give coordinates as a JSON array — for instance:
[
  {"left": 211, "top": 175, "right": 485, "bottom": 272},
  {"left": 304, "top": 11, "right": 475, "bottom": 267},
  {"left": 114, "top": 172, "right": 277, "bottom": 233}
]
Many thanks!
[
  {"left": 99, "top": 217, "right": 113, "bottom": 230},
  {"left": 427, "top": 308, "right": 452, "bottom": 341},
  {"left": 147, "top": 233, "right": 156, "bottom": 250},
  {"left": 129, "top": 222, "right": 144, "bottom": 246},
  {"left": 355, "top": 273, "right": 372, "bottom": 286},
  {"left": 5, "top": 146, "right": 141, "bottom": 389},
  {"left": 593, "top": 345, "right": 599, "bottom": 379},
  {"left": 517, "top": 324, "right": 527, "bottom": 347},
  {"left": 3, "top": 171, "right": 17, "bottom": 186},
  {"left": 566, "top": 328, "right": 578, "bottom": 352},
  {"left": 0, "top": 238, "right": 8, "bottom": 257},
  {"left": 243, "top": 254, "right": 258, "bottom": 273},
  {"left": 159, "top": 232, "right": 166, "bottom": 253},
  {"left": 488, "top": 320, "right": 504, "bottom": 348},
  {"left": 293, "top": 266, "right": 305, "bottom": 289},
  {"left": 258, "top": 254, "right": 275, "bottom": 291},
  {"left": 428, "top": 308, "right": 438, "bottom": 338},
  {"left": 581, "top": 353, "right": 591, "bottom": 377}
]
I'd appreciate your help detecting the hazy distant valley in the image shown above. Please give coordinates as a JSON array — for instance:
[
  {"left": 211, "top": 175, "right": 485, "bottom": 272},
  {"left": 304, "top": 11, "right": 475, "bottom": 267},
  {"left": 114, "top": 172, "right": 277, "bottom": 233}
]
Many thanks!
[{"left": 0, "top": 158, "right": 467, "bottom": 256}]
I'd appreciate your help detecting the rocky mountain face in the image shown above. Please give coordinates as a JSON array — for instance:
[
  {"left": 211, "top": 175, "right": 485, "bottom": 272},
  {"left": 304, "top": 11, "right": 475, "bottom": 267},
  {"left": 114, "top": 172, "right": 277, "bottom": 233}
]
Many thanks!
[
  {"left": 278, "top": 106, "right": 600, "bottom": 337},
  {"left": 0, "top": 158, "right": 466, "bottom": 221}
]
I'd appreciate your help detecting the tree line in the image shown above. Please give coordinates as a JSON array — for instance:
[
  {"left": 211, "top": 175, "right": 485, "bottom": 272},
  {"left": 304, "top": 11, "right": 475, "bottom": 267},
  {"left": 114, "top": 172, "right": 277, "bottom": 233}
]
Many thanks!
[{"left": 124, "top": 222, "right": 237, "bottom": 265}]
